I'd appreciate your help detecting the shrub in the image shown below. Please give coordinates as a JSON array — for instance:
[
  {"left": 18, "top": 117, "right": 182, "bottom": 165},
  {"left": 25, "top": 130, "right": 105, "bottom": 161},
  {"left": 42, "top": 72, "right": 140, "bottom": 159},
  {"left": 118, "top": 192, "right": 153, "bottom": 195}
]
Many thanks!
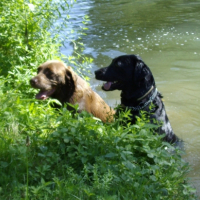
[{"left": 0, "top": 93, "right": 197, "bottom": 199}]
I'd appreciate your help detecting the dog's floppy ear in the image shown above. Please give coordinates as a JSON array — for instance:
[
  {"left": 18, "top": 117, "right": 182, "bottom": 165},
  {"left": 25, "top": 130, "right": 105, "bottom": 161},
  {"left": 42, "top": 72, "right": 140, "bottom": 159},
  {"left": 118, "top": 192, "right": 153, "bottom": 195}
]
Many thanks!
[
  {"left": 65, "top": 66, "right": 77, "bottom": 84},
  {"left": 134, "top": 59, "right": 154, "bottom": 87},
  {"left": 131, "top": 59, "right": 155, "bottom": 101},
  {"left": 134, "top": 60, "right": 145, "bottom": 84}
]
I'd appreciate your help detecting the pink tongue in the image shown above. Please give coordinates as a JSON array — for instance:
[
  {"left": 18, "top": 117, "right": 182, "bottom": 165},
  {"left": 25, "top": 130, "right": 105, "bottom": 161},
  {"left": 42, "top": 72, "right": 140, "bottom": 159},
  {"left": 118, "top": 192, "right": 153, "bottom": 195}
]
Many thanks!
[
  {"left": 103, "top": 82, "right": 112, "bottom": 90},
  {"left": 35, "top": 89, "right": 55, "bottom": 100}
]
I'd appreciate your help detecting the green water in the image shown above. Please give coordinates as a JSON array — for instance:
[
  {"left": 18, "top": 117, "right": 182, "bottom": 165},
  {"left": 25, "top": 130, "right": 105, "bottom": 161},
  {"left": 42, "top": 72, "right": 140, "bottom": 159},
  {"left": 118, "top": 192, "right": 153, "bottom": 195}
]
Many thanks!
[{"left": 63, "top": 0, "right": 200, "bottom": 195}]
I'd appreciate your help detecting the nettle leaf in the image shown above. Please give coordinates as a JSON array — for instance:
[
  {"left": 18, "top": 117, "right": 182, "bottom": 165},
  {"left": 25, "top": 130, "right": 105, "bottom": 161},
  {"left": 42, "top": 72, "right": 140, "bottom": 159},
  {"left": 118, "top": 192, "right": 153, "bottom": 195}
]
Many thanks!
[
  {"left": 129, "top": 124, "right": 140, "bottom": 129},
  {"left": 172, "top": 171, "right": 181, "bottom": 178},
  {"left": 97, "top": 127, "right": 103, "bottom": 134},
  {"left": 139, "top": 129, "right": 148, "bottom": 135},
  {"left": 19, "top": 56, "right": 25, "bottom": 61},
  {"left": 46, "top": 152, "right": 54, "bottom": 157},
  {"left": 147, "top": 153, "right": 154, "bottom": 158},
  {"left": 0, "top": 161, "right": 9, "bottom": 168},
  {"left": 143, "top": 123, "right": 159, "bottom": 129},
  {"left": 120, "top": 132, "right": 128, "bottom": 139},
  {"left": 114, "top": 137, "right": 121, "bottom": 143},
  {"left": 92, "top": 117, "right": 101, "bottom": 121},
  {"left": 150, "top": 175, "right": 157, "bottom": 182},
  {"left": 71, "top": 127, "right": 76, "bottom": 133},
  {"left": 84, "top": 189, "right": 95, "bottom": 197},
  {"left": 120, "top": 151, "right": 133, "bottom": 161},
  {"left": 160, "top": 188, "right": 168, "bottom": 196},
  {"left": 37, "top": 153, "right": 45, "bottom": 158},
  {"left": 52, "top": 131, "right": 60, "bottom": 137},
  {"left": 63, "top": 136, "right": 71, "bottom": 143},
  {"left": 29, "top": 63, "right": 36, "bottom": 67},
  {"left": 122, "top": 160, "right": 136, "bottom": 170},
  {"left": 122, "top": 151, "right": 133, "bottom": 155},
  {"left": 81, "top": 157, "right": 88, "bottom": 164},
  {"left": 151, "top": 165, "right": 160, "bottom": 172},
  {"left": 47, "top": 99, "right": 62, "bottom": 106},
  {"left": 60, "top": 128, "right": 68, "bottom": 133},
  {"left": 105, "top": 153, "right": 118, "bottom": 158},
  {"left": 120, "top": 152, "right": 126, "bottom": 161}
]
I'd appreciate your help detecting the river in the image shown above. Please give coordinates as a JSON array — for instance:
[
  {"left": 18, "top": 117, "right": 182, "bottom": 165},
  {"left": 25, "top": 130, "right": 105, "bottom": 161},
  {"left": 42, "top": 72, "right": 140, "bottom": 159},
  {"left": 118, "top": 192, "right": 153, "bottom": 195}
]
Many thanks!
[{"left": 61, "top": 0, "right": 200, "bottom": 196}]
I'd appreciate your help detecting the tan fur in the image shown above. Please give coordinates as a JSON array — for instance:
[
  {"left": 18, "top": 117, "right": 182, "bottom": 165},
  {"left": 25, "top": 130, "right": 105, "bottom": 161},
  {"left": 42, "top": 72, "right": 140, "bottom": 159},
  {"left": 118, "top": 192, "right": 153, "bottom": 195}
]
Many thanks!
[{"left": 30, "top": 60, "right": 115, "bottom": 122}]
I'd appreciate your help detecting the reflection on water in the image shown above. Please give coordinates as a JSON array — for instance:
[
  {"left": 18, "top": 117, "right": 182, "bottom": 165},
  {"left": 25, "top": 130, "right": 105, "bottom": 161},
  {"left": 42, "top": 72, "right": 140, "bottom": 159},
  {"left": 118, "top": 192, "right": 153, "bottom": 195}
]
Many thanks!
[{"left": 62, "top": 0, "right": 200, "bottom": 195}]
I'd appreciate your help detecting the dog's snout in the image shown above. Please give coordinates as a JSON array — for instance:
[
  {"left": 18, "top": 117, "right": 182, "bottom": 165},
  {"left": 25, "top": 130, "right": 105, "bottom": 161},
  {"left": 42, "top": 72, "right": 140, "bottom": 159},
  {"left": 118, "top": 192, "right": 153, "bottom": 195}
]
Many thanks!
[
  {"left": 94, "top": 69, "right": 103, "bottom": 78},
  {"left": 94, "top": 70, "right": 99, "bottom": 76},
  {"left": 30, "top": 78, "right": 38, "bottom": 86}
]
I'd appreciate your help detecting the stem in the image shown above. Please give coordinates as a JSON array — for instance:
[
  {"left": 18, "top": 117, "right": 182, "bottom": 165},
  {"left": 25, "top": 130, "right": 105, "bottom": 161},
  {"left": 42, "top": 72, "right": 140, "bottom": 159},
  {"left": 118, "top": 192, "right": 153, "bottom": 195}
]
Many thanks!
[{"left": 26, "top": 136, "right": 30, "bottom": 200}]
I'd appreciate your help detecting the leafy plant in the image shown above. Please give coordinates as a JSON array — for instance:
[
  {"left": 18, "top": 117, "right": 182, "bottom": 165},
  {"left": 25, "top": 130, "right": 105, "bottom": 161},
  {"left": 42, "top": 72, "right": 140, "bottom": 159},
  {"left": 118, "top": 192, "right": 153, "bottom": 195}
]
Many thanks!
[{"left": 0, "top": 97, "right": 197, "bottom": 199}]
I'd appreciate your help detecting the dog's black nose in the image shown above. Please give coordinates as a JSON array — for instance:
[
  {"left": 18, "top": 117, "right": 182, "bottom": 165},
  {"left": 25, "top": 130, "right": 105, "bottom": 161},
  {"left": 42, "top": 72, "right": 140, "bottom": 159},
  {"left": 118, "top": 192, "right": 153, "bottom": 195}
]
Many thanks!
[
  {"left": 94, "top": 69, "right": 102, "bottom": 77},
  {"left": 30, "top": 78, "right": 37, "bottom": 86}
]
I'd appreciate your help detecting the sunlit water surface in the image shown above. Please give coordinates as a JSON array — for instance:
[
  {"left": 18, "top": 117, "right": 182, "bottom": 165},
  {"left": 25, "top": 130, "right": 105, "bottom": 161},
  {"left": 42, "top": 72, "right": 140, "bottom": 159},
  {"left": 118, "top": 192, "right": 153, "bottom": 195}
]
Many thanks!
[{"left": 61, "top": 0, "right": 200, "bottom": 195}]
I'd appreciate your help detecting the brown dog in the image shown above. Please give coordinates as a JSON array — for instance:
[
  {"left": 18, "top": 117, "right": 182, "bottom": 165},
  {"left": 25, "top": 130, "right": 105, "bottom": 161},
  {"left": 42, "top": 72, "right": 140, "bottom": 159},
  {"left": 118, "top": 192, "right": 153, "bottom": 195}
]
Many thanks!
[{"left": 30, "top": 60, "right": 115, "bottom": 122}]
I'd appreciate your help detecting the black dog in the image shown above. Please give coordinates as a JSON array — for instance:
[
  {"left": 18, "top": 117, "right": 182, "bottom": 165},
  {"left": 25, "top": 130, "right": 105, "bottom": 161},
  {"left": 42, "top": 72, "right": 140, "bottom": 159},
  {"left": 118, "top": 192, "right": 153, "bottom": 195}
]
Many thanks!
[{"left": 95, "top": 54, "right": 179, "bottom": 143}]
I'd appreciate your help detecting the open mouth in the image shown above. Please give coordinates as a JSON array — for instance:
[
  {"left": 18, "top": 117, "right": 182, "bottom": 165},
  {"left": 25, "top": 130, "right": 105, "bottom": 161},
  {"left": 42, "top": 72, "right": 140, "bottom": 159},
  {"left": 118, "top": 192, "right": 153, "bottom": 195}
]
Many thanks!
[
  {"left": 35, "top": 88, "right": 56, "bottom": 100},
  {"left": 102, "top": 81, "right": 122, "bottom": 91}
]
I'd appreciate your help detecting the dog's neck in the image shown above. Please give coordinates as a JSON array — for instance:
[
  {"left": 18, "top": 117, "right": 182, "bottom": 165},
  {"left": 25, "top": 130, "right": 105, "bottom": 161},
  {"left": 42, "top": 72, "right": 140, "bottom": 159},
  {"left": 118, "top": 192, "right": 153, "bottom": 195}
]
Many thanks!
[
  {"left": 121, "top": 86, "right": 156, "bottom": 108},
  {"left": 136, "top": 86, "right": 154, "bottom": 101},
  {"left": 52, "top": 82, "right": 76, "bottom": 105}
]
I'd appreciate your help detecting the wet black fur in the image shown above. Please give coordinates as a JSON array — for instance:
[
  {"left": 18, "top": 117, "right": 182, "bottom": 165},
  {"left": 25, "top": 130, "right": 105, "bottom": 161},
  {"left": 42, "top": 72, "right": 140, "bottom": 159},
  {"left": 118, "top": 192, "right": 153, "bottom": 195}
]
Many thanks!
[{"left": 95, "top": 54, "right": 179, "bottom": 143}]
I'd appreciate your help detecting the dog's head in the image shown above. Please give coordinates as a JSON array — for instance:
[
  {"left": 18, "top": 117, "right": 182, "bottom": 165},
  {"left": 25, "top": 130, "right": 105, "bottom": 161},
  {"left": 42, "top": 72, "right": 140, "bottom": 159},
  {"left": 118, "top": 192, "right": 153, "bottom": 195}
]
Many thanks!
[
  {"left": 30, "top": 60, "right": 76, "bottom": 101},
  {"left": 95, "top": 54, "right": 155, "bottom": 100}
]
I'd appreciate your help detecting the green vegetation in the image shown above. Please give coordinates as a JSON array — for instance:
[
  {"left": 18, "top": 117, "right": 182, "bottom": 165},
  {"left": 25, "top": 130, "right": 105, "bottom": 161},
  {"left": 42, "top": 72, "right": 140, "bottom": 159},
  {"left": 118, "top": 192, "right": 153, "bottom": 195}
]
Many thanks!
[{"left": 0, "top": 0, "right": 197, "bottom": 199}]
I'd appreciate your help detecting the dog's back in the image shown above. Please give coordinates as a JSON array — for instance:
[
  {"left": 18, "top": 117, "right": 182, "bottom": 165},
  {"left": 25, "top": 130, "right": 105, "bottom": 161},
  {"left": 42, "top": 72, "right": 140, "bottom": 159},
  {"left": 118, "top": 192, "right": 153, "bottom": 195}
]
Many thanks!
[{"left": 71, "top": 74, "right": 115, "bottom": 122}]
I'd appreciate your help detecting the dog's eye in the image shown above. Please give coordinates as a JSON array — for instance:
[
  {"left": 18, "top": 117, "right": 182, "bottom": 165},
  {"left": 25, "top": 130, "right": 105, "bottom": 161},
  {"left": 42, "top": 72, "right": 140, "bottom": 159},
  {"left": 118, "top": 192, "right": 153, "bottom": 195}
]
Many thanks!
[
  {"left": 37, "top": 67, "right": 41, "bottom": 73},
  {"left": 46, "top": 72, "right": 53, "bottom": 78},
  {"left": 44, "top": 69, "right": 53, "bottom": 79},
  {"left": 117, "top": 61, "right": 122, "bottom": 67}
]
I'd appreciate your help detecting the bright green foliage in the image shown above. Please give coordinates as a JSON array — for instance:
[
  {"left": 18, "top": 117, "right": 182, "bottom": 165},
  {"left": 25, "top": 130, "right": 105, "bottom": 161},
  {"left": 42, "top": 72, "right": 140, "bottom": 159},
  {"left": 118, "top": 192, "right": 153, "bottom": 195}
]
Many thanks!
[
  {"left": 0, "top": 93, "right": 197, "bottom": 199},
  {"left": 0, "top": 0, "right": 91, "bottom": 97},
  {"left": 0, "top": 0, "right": 63, "bottom": 72},
  {"left": 0, "top": 0, "right": 197, "bottom": 199}
]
